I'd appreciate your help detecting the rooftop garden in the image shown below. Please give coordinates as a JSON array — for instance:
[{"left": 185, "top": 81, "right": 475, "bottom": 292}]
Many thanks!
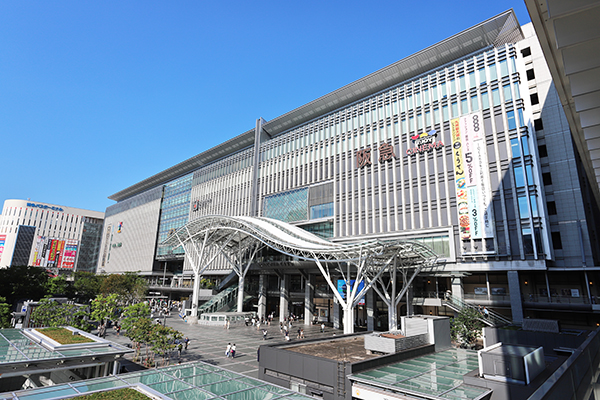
[
  {"left": 35, "top": 327, "right": 94, "bottom": 345},
  {"left": 72, "top": 388, "right": 149, "bottom": 400}
]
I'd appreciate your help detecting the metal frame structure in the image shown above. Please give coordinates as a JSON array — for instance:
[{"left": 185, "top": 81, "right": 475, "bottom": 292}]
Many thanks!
[{"left": 161, "top": 215, "right": 438, "bottom": 333}]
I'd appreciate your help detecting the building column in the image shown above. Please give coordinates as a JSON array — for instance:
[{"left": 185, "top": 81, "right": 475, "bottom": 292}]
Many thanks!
[
  {"left": 237, "top": 274, "right": 245, "bottom": 312},
  {"left": 333, "top": 297, "right": 342, "bottom": 330},
  {"left": 366, "top": 288, "right": 375, "bottom": 331},
  {"left": 451, "top": 276, "right": 464, "bottom": 300},
  {"left": 507, "top": 271, "right": 524, "bottom": 324},
  {"left": 258, "top": 274, "right": 267, "bottom": 320},
  {"left": 304, "top": 274, "right": 314, "bottom": 325},
  {"left": 279, "top": 274, "right": 289, "bottom": 322},
  {"left": 407, "top": 284, "right": 414, "bottom": 317},
  {"left": 189, "top": 271, "right": 201, "bottom": 324}
]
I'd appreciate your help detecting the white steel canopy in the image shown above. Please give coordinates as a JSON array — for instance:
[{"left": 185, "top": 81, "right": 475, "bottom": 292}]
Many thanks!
[{"left": 161, "top": 215, "right": 439, "bottom": 333}]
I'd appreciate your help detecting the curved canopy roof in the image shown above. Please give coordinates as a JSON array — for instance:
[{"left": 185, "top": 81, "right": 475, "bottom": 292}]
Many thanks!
[{"left": 161, "top": 215, "right": 438, "bottom": 267}]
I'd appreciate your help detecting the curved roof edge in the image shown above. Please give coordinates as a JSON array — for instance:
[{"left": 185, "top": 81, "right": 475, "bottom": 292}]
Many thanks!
[
  {"left": 161, "top": 215, "right": 438, "bottom": 264},
  {"left": 109, "top": 10, "right": 521, "bottom": 203}
]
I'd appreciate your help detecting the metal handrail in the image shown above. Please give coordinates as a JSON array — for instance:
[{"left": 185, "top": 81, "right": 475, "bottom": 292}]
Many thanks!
[
  {"left": 443, "top": 293, "right": 512, "bottom": 327},
  {"left": 198, "top": 284, "right": 238, "bottom": 315}
]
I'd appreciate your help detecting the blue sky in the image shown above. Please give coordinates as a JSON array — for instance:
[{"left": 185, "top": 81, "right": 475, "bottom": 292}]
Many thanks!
[{"left": 1, "top": 1, "right": 531, "bottom": 213}]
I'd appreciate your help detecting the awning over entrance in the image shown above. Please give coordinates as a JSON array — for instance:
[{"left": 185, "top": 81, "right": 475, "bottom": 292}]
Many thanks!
[{"left": 161, "top": 215, "right": 439, "bottom": 333}]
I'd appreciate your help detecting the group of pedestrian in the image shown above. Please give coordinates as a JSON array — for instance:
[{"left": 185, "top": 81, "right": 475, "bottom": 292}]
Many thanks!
[{"left": 225, "top": 343, "right": 237, "bottom": 358}]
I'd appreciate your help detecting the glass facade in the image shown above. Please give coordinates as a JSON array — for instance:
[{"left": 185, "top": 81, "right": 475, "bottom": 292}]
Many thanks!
[
  {"left": 157, "top": 174, "right": 193, "bottom": 257},
  {"left": 77, "top": 218, "right": 103, "bottom": 273},
  {"left": 263, "top": 188, "right": 308, "bottom": 223}
]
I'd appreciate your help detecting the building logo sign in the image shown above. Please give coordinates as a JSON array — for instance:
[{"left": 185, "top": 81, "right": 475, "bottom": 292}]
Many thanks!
[
  {"left": 406, "top": 129, "right": 444, "bottom": 156},
  {"left": 27, "top": 203, "right": 64, "bottom": 212},
  {"left": 117, "top": 222, "right": 123, "bottom": 233},
  {"left": 192, "top": 198, "right": 212, "bottom": 212},
  {"left": 356, "top": 148, "right": 372, "bottom": 168},
  {"left": 356, "top": 142, "right": 397, "bottom": 169}
]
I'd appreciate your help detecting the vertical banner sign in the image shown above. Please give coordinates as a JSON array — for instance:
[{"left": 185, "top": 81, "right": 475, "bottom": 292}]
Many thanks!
[
  {"left": 466, "top": 111, "right": 495, "bottom": 238},
  {"left": 461, "top": 114, "right": 481, "bottom": 239},
  {"left": 49, "top": 239, "right": 58, "bottom": 266},
  {"left": 451, "top": 118, "right": 470, "bottom": 240},
  {"left": 0, "top": 235, "right": 5, "bottom": 262},
  {"left": 56, "top": 240, "right": 65, "bottom": 268},
  {"left": 62, "top": 240, "right": 78, "bottom": 269}
]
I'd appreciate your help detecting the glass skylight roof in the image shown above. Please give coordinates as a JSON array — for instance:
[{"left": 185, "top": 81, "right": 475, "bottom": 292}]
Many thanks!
[
  {"left": 0, "top": 360, "right": 314, "bottom": 400},
  {"left": 350, "top": 348, "right": 490, "bottom": 400},
  {"left": 0, "top": 329, "right": 131, "bottom": 365}
]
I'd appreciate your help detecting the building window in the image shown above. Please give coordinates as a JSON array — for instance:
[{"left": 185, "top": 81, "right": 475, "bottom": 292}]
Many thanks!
[
  {"left": 551, "top": 231, "right": 563, "bottom": 250},
  {"left": 547, "top": 201, "right": 557, "bottom": 215},
  {"left": 542, "top": 172, "right": 553, "bottom": 186},
  {"left": 534, "top": 118, "right": 544, "bottom": 131},
  {"left": 538, "top": 144, "right": 548, "bottom": 157},
  {"left": 507, "top": 111, "right": 517, "bottom": 131},
  {"left": 526, "top": 69, "right": 536, "bottom": 81},
  {"left": 530, "top": 93, "right": 540, "bottom": 105},
  {"left": 521, "top": 47, "right": 532, "bottom": 57}
]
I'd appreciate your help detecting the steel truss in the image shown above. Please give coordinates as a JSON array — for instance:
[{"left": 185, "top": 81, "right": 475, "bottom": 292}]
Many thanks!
[{"left": 161, "top": 215, "right": 438, "bottom": 332}]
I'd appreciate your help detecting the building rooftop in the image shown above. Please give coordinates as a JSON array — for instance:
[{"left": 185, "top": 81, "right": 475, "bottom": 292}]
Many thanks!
[
  {"left": 0, "top": 360, "right": 314, "bottom": 400},
  {"left": 0, "top": 328, "right": 132, "bottom": 379},
  {"left": 349, "top": 348, "right": 490, "bottom": 400},
  {"left": 284, "top": 336, "right": 379, "bottom": 362}
]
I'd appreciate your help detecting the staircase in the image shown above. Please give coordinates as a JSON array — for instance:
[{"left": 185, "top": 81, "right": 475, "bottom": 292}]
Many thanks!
[
  {"left": 442, "top": 293, "right": 512, "bottom": 327},
  {"left": 197, "top": 284, "right": 238, "bottom": 315}
]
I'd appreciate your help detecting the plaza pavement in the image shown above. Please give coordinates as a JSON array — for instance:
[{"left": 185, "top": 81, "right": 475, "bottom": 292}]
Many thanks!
[{"left": 104, "top": 316, "right": 344, "bottom": 379}]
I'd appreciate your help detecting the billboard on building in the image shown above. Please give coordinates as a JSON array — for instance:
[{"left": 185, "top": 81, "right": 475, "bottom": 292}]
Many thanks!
[
  {"left": 0, "top": 235, "right": 5, "bottom": 262},
  {"left": 452, "top": 111, "right": 495, "bottom": 242},
  {"left": 33, "top": 236, "right": 78, "bottom": 268}
]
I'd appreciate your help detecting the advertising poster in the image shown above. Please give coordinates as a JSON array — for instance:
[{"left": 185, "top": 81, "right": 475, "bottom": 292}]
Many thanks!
[
  {"left": 61, "top": 240, "right": 78, "bottom": 269},
  {"left": 55, "top": 240, "right": 65, "bottom": 268},
  {"left": 337, "top": 279, "right": 366, "bottom": 305},
  {"left": 451, "top": 118, "right": 470, "bottom": 240},
  {"left": 452, "top": 112, "right": 496, "bottom": 242},
  {"left": 0, "top": 235, "right": 5, "bottom": 263}
]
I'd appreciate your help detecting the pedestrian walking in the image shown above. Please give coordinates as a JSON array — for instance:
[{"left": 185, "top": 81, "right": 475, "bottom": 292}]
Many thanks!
[
  {"left": 177, "top": 343, "right": 183, "bottom": 359},
  {"left": 262, "top": 329, "right": 268, "bottom": 340},
  {"left": 297, "top": 327, "right": 302, "bottom": 339},
  {"left": 321, "top": 323, "right": 325, "bottom": 333},
  {"left": 300, "top": 328, "right": 304, "bottom": 339},
  {"left": 231, "top": 344, "right": 236, "bottom": 358},
  {"left": 226, "top": 343, "right": 231, "bottom": 357},
  {"left": 184, "top": 337, "right": 189, "bottom": 350}
]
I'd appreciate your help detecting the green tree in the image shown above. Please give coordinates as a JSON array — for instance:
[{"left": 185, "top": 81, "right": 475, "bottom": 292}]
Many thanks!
[
  {"left": 91, "top": 293, "right": 118, "bottom": 336},
  {"left": 100, "top": 273, "right": 147, "bottom": 304},
  {"left": 0, "top": 266, "right": 49, "bottom": 306},
  {"left": 29, "top": 298, "right": 92, "bottom": 331},
  {"left": 450, "top": 307, "right": 484, "bottom": 348},
  {"left": 150, "top": 324, "right": 183, "bottom": 367},
  {"left": 0, "top": 297, "right": 11, "bottom": 328},
  {"left": 125, "top": 317, "right": 153, "bottom": 364},
  {"left": 47, "top": 276, "right": 73, "bottom": 297},
  {"left": 73, "top": 272, "right": 105, "bottom": 303}
]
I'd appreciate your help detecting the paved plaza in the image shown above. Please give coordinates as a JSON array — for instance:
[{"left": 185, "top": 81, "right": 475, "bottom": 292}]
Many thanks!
[{"left": 105, "top": 316, "right": 344, "bottom": 379}]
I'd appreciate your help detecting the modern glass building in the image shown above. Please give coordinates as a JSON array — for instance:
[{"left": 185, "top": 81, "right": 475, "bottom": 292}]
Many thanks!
[{"left": 99, "top": 10, "right": 600, "bottom": 327}]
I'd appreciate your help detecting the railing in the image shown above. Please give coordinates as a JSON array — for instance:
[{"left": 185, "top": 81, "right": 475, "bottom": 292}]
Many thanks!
[
  {"left": 443, "top": 293, "right": 512, "bottom": 327},
  {"left": 197, "top": 284, "right": 238, "bottom": 315}
]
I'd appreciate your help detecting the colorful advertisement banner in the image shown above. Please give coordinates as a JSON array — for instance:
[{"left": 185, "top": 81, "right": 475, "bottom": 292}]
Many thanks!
[
  {"left": 33, "top": 236, "right": 78, "bottom": 269},
  {"left": 452, "top": 112, "right": 495, "bottom": 242},
  {"left": 61, "top": 240, "right": 78, "bottom": 269},
  {"left": 337, "top": 279, "right": 365, "bottom": 305},
  {"left": 0, "top": 235, "right": 5, "bottom": 262},
  {"left": 451, "top": 118, "right": 470, "bottom": 240}
]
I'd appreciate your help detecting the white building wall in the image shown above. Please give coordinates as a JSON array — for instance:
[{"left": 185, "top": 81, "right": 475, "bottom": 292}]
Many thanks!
[
  {"left": 0, "top": 199, "right": 103, "bottom": 268},
  {"left": 98, "top": 198, "right": 161, "bottom": 275}
]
